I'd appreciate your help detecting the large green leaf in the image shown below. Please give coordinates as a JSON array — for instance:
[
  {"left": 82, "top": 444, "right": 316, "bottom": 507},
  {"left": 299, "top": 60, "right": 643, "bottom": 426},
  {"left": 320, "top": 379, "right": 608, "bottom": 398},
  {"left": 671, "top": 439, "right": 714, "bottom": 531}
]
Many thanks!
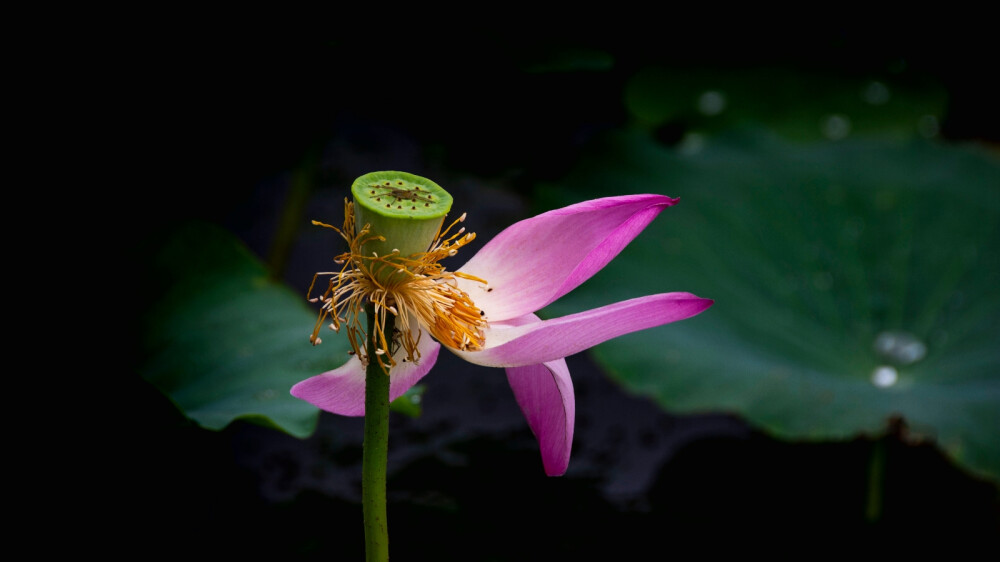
[
  {"left": 137, "top": 222, "right": 352, "bottom": 437},
  {"left": 541, "top": 129, "right": 1000, "bottom": 482},
  {"left": 624, "top": 65, "right": 946, "bottom": 141}
]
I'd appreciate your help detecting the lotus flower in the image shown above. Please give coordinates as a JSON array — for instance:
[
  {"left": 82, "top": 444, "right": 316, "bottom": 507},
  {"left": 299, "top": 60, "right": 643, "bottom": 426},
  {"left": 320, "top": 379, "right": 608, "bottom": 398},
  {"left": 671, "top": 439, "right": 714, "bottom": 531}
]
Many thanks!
[{"left": 292, "top": 194, "right": 713, "bottom": 476}]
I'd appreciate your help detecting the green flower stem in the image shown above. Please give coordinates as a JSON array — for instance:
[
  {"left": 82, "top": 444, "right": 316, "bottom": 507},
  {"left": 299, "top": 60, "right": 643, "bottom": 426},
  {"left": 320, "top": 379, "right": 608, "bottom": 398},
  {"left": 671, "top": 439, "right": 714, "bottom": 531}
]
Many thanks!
[
  {"left": 865, "top": 437, "right": 885, "bottom": 523},
  {"left": 362, "top": 303, "right": 392, "bottom": 561},
  {"left": 352, "top": 171, "right": 452, "bottom": 559}
]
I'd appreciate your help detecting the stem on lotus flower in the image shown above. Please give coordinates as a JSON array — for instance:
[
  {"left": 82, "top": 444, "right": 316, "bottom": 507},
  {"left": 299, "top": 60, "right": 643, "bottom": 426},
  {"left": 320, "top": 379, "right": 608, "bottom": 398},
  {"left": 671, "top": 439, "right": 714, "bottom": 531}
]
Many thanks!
[
  {"left": 865, "top": 437, "right": 886, "bottom": 523},
  {"left": 353, "top": 171, "right": 454, "bottom": 560},
  {"left": 362, "top": 302, "right": 392, "bottom": 562}
]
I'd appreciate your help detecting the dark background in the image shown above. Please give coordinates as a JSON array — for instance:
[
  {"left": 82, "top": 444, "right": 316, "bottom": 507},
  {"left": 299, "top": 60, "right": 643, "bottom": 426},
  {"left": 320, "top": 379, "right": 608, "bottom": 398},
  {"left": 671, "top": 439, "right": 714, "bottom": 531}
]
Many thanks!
[{"left": 132, "top": 26, "right": 998, "bottom": 558}]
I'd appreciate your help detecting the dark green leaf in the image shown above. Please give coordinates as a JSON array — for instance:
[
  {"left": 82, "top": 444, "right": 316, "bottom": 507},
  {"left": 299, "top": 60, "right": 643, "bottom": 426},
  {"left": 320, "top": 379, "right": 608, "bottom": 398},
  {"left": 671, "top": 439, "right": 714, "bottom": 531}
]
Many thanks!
[
  {"left": 624, "top": 66, "right": 947, "bottom": 141},
  {"left": 390, "top": 385, "right": 425, "bottom": 418},
  {"left": 542, "top": 129, "right": 1000, "bottom": 482},
  {"left": 137, "top": 222, "right": 352, "bottom": 437}
]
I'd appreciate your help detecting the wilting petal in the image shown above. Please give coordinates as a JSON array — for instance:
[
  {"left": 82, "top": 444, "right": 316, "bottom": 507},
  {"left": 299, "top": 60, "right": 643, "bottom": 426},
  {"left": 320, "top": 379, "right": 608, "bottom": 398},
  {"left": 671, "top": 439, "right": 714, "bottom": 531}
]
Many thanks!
[
  {"left": 456, "top": 195, "right": 678, "bottom": 321},
  {"left": 506, "top": 358, "right": 574, "bottom": 476},
  {"left": 455, "top": 293, "right": 713, "bottom": 367},
  {"left": 291, "top": 332, "right": 441, "bottom": 416}
]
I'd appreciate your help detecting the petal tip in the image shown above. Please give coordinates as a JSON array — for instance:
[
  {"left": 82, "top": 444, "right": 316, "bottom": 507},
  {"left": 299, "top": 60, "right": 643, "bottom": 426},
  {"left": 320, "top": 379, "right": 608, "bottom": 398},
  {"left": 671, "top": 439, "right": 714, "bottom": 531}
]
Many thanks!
[
  {"left": 683, "top": 295, "right": 715, "bottom": 316},
  {"left": 657, "top": 194, "right": 680, "bottom": 207}
]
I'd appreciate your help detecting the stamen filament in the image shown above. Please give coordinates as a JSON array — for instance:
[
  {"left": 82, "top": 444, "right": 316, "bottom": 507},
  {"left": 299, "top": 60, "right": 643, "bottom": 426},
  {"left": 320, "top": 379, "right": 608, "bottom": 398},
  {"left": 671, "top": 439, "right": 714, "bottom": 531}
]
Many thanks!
[{"left": 308, "top": 199, "right": 488, "bottom": 371}]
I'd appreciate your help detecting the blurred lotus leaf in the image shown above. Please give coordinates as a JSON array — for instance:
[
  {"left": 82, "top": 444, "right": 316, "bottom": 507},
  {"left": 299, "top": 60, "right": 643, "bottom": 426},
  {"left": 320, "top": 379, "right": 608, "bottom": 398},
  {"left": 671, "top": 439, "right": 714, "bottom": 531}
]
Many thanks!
[
  {"left": 624, "top": 65, "right": 947, "bottom": 141},
  {"left": 137, "top": 222, "right": 419, "bottom": 438},
  {"left": 541, "top": 128, "right": 1000, "bottom": 482}
]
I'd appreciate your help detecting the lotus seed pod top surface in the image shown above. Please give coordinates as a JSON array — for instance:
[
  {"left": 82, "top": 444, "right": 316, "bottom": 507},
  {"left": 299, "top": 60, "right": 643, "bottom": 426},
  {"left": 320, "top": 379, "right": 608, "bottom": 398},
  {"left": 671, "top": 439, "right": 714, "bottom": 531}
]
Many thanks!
[{"left": 351, "top": 171, "right": 454, "bottom": 262}]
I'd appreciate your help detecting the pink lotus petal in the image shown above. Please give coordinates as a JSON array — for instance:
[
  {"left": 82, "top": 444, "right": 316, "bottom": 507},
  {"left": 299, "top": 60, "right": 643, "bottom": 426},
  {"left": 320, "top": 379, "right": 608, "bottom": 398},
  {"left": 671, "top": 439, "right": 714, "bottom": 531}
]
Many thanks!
[
  {"left": 506, "top": 358, "right": 574, "bottom": 476},
  {"left": 295, "top": 192, "right": 714, "bottom": 478},
  {"left": 456, "top": 194, "right": 678, "bottom": 321},
  {"left": 290, "top": 333, "right": 441, "bottom": 416},
  {"left": 454, "top": 293, "right": 713, "bottom": 367}
]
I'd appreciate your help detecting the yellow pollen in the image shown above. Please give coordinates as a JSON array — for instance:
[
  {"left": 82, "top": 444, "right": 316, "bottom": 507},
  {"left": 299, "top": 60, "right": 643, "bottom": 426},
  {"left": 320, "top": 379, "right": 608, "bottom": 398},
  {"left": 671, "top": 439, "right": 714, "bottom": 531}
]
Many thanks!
[{"left": 308, "top": 199, "right": 488, "bottom": 373}]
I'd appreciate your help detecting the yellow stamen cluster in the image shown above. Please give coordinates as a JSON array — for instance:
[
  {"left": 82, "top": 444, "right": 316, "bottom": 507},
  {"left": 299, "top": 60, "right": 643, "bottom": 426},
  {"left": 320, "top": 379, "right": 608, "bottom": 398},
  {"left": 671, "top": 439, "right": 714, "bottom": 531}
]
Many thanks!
[{"left": 308, "top": 199, "right": 488, "bottom": 373}]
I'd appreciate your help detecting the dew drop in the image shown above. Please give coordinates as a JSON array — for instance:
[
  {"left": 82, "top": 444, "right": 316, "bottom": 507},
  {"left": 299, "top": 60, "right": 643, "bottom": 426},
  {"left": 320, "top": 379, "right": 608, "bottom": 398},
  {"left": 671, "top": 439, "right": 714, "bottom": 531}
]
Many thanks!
[
  {"left": 679, "top": 132, "right": 706, "bottom": 155},
  {"left": 697, "top": 90, "right": 726, "bottom": 116},
  {"left": 822, "top": 114, "right": 851, "bottom": 140},
  {"left": 874, "top": 331, "right": 926, "bottom": 365},
  {"left": 862, "top": 81, "right": 890, "bottom": 105},
  {"left": 871, "top": 365, "right": 898, "bottom": 388}
]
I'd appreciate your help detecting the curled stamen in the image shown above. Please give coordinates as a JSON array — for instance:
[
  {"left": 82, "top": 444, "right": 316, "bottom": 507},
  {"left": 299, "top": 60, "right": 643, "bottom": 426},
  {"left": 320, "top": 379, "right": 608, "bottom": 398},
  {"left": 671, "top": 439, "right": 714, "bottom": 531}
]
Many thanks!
[{"left": 307, "top": 199, "right": 488, "bottom": 373}]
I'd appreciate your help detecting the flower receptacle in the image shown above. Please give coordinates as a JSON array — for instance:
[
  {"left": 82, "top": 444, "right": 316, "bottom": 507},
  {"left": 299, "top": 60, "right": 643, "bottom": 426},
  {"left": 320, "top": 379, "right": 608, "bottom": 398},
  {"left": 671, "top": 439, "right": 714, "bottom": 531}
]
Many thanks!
[{"left": 351, "top": 171, "right": 454, "bottom": 267}]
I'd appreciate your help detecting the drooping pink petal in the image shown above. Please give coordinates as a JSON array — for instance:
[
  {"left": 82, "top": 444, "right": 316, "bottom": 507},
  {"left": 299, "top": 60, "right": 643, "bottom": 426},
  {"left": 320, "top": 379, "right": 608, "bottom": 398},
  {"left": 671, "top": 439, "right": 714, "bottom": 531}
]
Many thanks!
[
  {"left": 453, "top": 293, "right": 713, "bottom": 367},
  {"left": 456, "top": 195, "right": 679, "bottom": 321},
  {"left": 290, "top": 333, "right": 441, "bottom": 416},
  {"left": 506, "top": 358, "right": 575, "bottom": 476}
]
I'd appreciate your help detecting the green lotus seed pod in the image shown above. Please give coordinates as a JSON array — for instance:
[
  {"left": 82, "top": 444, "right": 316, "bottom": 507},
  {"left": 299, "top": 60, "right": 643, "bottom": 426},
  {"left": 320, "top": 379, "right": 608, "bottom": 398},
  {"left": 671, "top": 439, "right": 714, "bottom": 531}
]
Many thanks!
[{"left": 351, "top": 171, "right": 453, "bottom": 266}]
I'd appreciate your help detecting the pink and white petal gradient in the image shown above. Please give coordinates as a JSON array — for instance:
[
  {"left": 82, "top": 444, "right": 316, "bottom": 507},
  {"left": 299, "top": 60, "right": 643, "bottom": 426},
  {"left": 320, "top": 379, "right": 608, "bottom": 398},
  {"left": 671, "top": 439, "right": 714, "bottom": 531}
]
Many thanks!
[
  {"left": 293, "top": 194, "right": 713, "bottom": 476},
  {"left": 453, "top": 293, "right": 713, "bottom": 368},
  {"left": 456, "top": 194, "right": 678, "bottom": 322},
  {"left": 506, "top": 358, "right": 574, "bottom": 476},
  {"left": 291, "top": 332, "right": 441, "bottom": 416}
]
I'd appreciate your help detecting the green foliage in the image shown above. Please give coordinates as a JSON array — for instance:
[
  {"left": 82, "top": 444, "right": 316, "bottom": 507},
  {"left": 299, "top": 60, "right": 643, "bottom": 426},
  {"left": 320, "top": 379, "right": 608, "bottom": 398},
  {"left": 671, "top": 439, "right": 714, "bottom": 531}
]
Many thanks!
[
  {"left": 542, "top": 129, "right": 1000, "bottom": 482},
  {"left": 138, "top": 222, "right": 350, "bottom": 437},
  {"left": 624, "top": 65, "right": 947, "bottom": 141},
  {"left": 390, "top": 385, "right": 425, "bottom": 418}
]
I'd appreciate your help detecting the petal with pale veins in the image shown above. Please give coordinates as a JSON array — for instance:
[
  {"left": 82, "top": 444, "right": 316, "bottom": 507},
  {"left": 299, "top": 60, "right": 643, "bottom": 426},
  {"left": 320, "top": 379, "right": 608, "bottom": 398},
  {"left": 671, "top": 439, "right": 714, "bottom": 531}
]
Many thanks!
[
  {"left": 454, "top": 293, "right": 713, "bottom": 368},
  {"left": 506, "top": 358, "right": 575, "bottom": 476},
  {"left": 291, "top": 333, "right": 441, "bottom": 416},
  {"left": 456, "top": 194, "right": 679, "bottom": 321}
]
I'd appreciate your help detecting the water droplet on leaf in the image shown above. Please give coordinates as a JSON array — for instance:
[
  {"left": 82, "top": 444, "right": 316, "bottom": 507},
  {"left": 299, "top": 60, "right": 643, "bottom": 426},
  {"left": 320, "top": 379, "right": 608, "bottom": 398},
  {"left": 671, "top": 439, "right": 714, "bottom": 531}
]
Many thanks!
[
  {"left": 697, "top": 90, "right": 726, "bottom": 116},
  {"left": 874, "top": 331, "right": 926, "bottom": 365},
  {"left": 871, "top": 365, "right": 898, "bottom": 388}
]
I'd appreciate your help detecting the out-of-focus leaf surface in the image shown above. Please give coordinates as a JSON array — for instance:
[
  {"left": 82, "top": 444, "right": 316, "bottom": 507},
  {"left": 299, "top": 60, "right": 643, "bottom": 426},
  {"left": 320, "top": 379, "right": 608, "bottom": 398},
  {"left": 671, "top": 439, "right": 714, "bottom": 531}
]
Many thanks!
[
  {"left": 137, "top": 222, "right": 353, "bottom": 437},
  {"left": 541, "top": 128, "right": 1000, "bottom": 482},
  {"left": 624, "top": 65, "right": 947, "bottom": 141},
  {"left": 519, "top": 45, "right": 615, "bottom": 73},
  {"left": 391, "top": 385, "right": 425, "bottom": 418}
]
